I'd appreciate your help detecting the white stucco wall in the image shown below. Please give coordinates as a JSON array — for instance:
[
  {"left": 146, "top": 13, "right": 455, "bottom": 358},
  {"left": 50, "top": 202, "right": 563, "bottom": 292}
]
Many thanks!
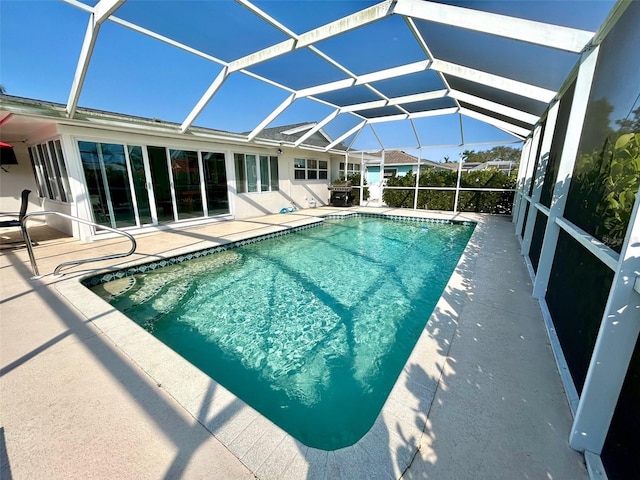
[
  {"left": 2, "top": 118, "right": 353, "bottom": 240},
  {"left": 0, "top": 143, "right": 45, "bottom": 226}
]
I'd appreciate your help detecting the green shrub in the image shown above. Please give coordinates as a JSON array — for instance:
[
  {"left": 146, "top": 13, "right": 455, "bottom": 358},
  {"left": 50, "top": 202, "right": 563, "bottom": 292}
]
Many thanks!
[{"left": 382, "top": 167, "right": 516, "bottom": 213}]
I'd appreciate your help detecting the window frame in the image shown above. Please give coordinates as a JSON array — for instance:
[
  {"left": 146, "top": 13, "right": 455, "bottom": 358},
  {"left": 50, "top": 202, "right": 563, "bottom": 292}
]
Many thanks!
[
  {"left": 234, "top": 152, "right": 279, "bottom": 194},
  {"left": 28, "top": 138, "right": 72, "bottom": 203},
  {"left": 294, "top": 157, "right": 328, "bottom": 180},
  {"left": 339, "top": 161, "right": 361, "bottom": 177}
]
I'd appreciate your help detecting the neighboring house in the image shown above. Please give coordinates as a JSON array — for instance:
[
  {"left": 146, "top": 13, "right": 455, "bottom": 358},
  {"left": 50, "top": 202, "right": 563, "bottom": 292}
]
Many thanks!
[
  {"left": 0, "top": 95, "right": 353, "bottom": 241},
  {"left": 461, "top": 160, "right": 517, "bottom": 175},
  {"left": 360, "top": 150, "right": 456, "bottom": 204}
]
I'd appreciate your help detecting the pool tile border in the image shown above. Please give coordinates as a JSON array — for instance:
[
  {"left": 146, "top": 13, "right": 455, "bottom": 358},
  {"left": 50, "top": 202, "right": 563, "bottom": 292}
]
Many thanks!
[
  {"left": 82, "top": 213, "right": 476, "bottom": 288},
  {"left": 57, "top": 209, "right": 483, "bottom": 479}
]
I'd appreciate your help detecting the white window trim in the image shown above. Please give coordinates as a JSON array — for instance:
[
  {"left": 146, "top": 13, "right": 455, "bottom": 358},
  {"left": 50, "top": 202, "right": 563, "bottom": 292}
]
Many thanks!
[
  {"left": 236, "top": 152, "right": 279, "bottom": 193},
  {"left": 294, "top": 157, "right": 328, "bottom": 181}
]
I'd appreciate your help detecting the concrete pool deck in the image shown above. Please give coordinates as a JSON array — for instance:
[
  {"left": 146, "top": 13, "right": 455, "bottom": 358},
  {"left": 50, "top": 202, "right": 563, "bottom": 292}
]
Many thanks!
[{"left": 0, "top": 207, "right": 587, "bottom": 479}]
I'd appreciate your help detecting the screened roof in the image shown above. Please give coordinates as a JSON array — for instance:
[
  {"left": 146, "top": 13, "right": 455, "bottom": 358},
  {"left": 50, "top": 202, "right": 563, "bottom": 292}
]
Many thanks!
[{"left": 0, "top": 0, "right": 618, "bottom": 153}]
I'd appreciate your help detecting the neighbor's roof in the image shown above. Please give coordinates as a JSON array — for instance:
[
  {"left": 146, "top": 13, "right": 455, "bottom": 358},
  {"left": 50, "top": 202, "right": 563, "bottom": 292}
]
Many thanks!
[
  {"left": 0, "top": 0, "right": 619, "bottom": 152},
  {"left": 365, "top": 150, "right": 458, "bottom": 169}
]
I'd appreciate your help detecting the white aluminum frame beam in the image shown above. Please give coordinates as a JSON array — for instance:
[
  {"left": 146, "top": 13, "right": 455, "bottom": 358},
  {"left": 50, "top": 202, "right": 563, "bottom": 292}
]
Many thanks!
[
  {"left": 247, "top": 93, "right": 296, "bottom": 140},
  {"left": 326, "top": 120, "right": 367, "bottom": 151},
  {"left": 339, "top": 90, "right": 448, "bottom": 113},
  {"left": 294, "top": 110, "right": 340, "bottom": 147},
  {"left": 533, "top": 45, "right": 599, "bottom": 300},
  {"left": 66, "top": 0, "right": 126, "bottom": 118},
  {"left": 394, "top": 0, "right": 594, "bottom": 53},
  {"left": 459, "top": 107, "right": 531, "bottom": 138},
  {"left": 228, "top": 0, "right": 394, "bottom": 73},
  {"left": 410, "top": 107, "right": 459, "bottom": 119},
  {"left": 449, "top": 89, "right": 539, "bottom": 125},
  {"left": 355, "top": 60, "right": 429, "bottom": 85},
  {"left": 521, "top": 100, "right": 560, "bottom": 255},
  {"left": 570, "top": 187, "right": 640, "bottom": 455},
  {"left": 515, "top": 124, "right": 543, "bottom": 233},
  {"left": 431, "top": 59, "right": 557, "bottom": 104},
  {"left": 180, "top": 67, "right": 229, "bottom": 133}
]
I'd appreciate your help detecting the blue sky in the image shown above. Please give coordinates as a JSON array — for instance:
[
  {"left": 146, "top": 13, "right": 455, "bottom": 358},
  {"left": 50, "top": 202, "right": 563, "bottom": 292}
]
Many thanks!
[{"left": 0, "top": 0, "right": 615, "bottom": 160}]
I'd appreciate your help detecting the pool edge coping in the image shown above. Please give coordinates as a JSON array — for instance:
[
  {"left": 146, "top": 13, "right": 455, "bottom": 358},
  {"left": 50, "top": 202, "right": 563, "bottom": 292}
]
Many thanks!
[{"left": 54, "top": 209, "right": 486, "bottom": 479}]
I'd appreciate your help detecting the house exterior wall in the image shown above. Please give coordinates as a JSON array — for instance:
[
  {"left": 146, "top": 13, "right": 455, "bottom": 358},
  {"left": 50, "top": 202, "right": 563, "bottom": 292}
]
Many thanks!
[
  {"left": 0, "top": 143, "right": 42, "bottom": 221},
  {"left": 12, "top": 122, "right": 340, "bottom": 240},
  {"left": 366, "top": 164, "right": 415, "bottom": 184}
]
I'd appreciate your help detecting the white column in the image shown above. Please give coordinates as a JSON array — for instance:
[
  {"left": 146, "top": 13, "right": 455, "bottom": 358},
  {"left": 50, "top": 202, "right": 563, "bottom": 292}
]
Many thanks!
[
  {"left": 512, "top": 138, "right": 532, "bottom": 225},
  {"left": 570, "top": 189, "right": 640, "bottom": 454},
  {"left": 413, "top": 152, "right": 421, "bottom": 210},
  {"left": 58, "top": 134, "right": 93, "bottom": 241},
  {"left": 521, "top": 101, "right": 560, "bottom": 256},
  {"left": 359, "top": 152, "right": 365, "bottom": 206},
  {"left": 453, "top": 151, "right": 462, "bottom": 212},
  {"left": 533, "top": 46, "right": 599, "bottom": 299},
  {"left": 380, "top": 150, "right": 385, "bottom": 204},
  {"left": 515, "top": 127, "right": 542, "bottom": 237}
]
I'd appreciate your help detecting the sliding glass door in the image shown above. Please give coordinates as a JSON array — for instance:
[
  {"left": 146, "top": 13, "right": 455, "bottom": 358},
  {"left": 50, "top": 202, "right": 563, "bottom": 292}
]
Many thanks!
[
  {"left": 147, "top": 146, "right": 174, "bottom": 224},
  {"left": 170, "top": 149, "right": 204, "bottom": 220},
  {"left": 203, "top": 151, "right": 230, "bottom": 215},
  {"left": 80, "top": 141, "right": 230, "bottom": 229},
  {"left": 79, "top": 141, "right": 138, "bottom": 228}
]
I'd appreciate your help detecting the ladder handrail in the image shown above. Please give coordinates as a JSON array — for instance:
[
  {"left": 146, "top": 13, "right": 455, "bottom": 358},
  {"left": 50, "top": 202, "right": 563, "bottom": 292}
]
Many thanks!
[{"left": 20, "top": 211, "right": 137, "bottom": 278}]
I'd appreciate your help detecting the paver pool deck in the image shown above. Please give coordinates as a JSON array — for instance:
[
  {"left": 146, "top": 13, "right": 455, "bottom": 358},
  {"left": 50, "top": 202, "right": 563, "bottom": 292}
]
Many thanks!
[{"left": 0, "top": 207, "right": 587, "bottom": 479}]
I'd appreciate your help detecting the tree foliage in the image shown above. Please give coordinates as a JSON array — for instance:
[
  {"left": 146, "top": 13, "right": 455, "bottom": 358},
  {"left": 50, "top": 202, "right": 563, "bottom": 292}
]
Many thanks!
[
  {"left": 462, "top": 146, "right": 522, "bottom": 163},
  {"left": 337, "top": 172, "right": 369, "bottom": 204},
  {"left": 567, "top": 102, "right": 640, "bottom": 252}
]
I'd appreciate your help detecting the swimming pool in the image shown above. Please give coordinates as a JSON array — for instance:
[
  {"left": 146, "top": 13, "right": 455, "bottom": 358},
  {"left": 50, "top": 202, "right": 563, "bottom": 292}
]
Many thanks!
[{"left": 90, "top": 214, "right": 474, "bottom": 450}]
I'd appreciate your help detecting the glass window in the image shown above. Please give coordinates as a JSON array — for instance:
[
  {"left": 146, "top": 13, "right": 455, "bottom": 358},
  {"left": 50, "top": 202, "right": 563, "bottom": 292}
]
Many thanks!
[
  {"left": 234, "top": 153, "right": 247, "bottom": 194},
  {"left": 147, "top": 146, "right": 174, "bottom": 223},
  {"left": 27, "top": 147, "right": 45, "bottom": 198},
  {"left": 99, "top": 143, "right": 136, "bottom": 228},
  {"left": 203, "top": 151, "right": 229, "bottom": 215},
  {"left": 339, "top": 161, "right": 360, "bottom": 177},
  {"left": 235, "top": 153, "right": 279, "bottom": 193},
  {"left": 294, "top": 157, "right": 328, "bottom": 180},
  {"left": 53, "top": 140, "right": 72, "bottom": 203},
  {"left": 319, "top": 160, "right": 328, "bottom": 180},
  {"left": 79, "top": 141, "right": 137, "bottom": 228},
  {"left": 170, "top": 149, "right": 203, "bottom": 220},
  {"left": 79, "top": 141, "right": 110, "bottom": 226},
  {"left": 246, "top": 154, "right": 258, "bottom": 193},
  {"left": 128, "top": 146, "right": 152, "bottom": 224},
  {"left": 294, "top": 158, "right": 306, "bottom": 180},
  {"left": 270, "top": 156, "right": 279, "bottom": 191},
  {"left": 590, "top": 6, "right": 640, "bottom": 478},
  {"left": 308, "top": 159, "right": 318, "bottom": 179},
  {"left": 28, "top": 139, "right": 72, "bottom": 203},
  {"left": 47, "top": 141, "right": 66, "bottom": 202},
  {"left": 37, "top": 144, "right": 57, "bottom": 200},
  {"left": 260, "top": 155, "right": 270, "bottom": 191}
]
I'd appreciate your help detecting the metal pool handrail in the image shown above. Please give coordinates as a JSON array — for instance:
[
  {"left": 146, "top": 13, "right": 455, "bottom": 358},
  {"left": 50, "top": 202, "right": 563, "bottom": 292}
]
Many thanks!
[{"left": 20, "top": 211, "right": 137, "bottom": 278}]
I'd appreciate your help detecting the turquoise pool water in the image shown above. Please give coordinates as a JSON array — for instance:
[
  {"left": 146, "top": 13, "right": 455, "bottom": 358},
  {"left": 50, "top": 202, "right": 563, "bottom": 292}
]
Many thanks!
[{"left": 92, "top": 215, "right": 474, "bottom": 450}]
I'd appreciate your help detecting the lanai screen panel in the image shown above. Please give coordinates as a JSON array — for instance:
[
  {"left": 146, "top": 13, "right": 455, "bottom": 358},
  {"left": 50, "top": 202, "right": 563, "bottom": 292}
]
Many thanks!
[{"left": 0, "top": 0, "right": 618, "bottom": 153}]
